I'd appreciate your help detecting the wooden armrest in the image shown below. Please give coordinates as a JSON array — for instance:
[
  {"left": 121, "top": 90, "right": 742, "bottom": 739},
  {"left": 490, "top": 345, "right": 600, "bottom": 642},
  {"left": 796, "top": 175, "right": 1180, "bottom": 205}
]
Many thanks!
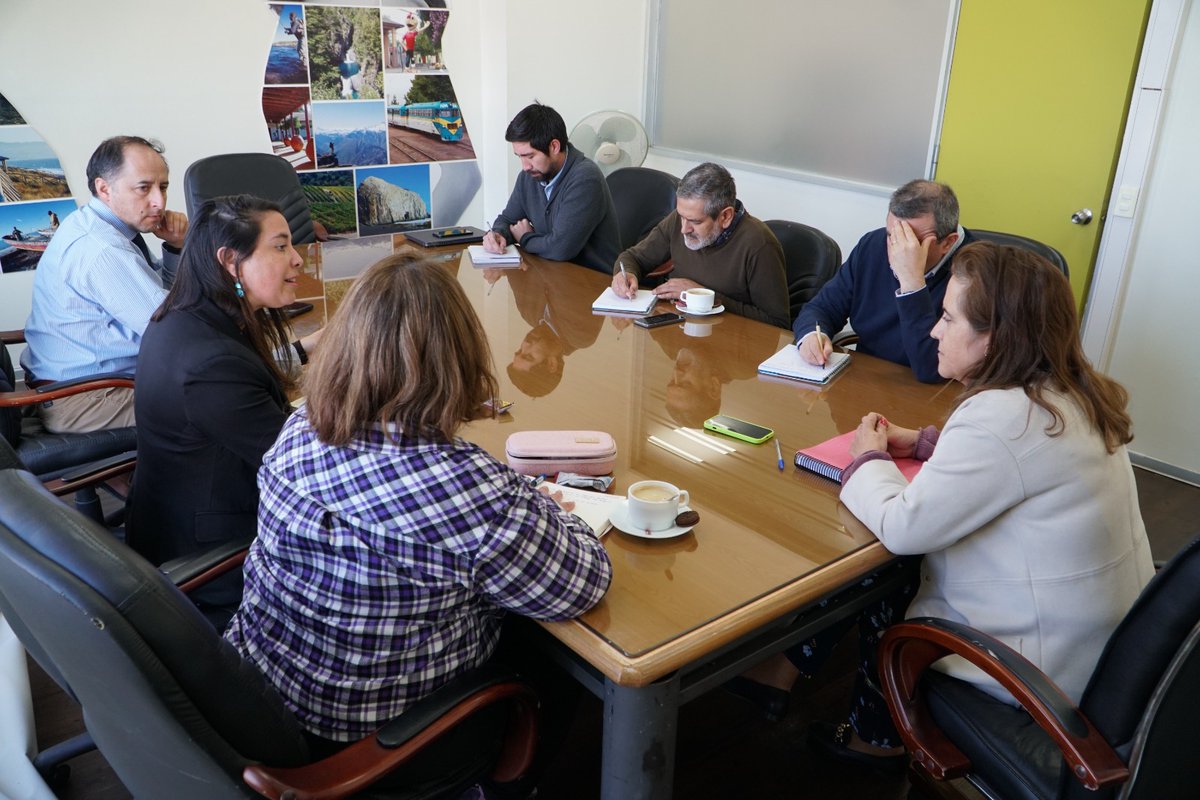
[
  {"left": 879, "top": 618, "right": 1129, "bottom": 790},
  {"left": 1, "top": 329, "right": 25, "bottom": 345},
  {"left": 243, "top": 669, "right": 539, "bottom": 800},
  {"left": 161, "top": 538, "right": 252, "bottom": 594},
  {"left": 0, "top": 374, "right": 135, "bottom": 408},
  {"left": 42, "top": 451, "right": 136, "bottom": 497}
]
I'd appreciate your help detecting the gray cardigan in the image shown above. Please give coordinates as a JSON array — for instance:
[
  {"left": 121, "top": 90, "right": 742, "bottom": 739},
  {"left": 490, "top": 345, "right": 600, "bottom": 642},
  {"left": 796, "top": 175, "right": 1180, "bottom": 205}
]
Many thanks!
[{"left": 492, "top": 143, "right": 620, "bottom": 274}]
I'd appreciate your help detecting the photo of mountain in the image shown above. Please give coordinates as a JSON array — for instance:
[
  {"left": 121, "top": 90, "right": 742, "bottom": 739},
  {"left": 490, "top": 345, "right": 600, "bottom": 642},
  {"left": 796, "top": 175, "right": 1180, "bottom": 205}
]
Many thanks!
[{"left": 313, "top": 100, "right": 387, "bottom": 168}]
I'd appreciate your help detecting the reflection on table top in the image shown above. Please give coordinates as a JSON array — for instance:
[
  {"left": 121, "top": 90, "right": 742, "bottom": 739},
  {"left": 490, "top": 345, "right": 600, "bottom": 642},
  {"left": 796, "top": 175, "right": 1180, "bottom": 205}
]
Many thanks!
[{"left": 289, "top": 237, "right": 961, "bottom": 686}]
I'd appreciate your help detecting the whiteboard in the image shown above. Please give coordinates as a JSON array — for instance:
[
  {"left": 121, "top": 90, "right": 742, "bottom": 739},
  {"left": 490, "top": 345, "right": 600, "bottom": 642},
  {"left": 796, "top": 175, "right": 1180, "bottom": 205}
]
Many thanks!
[{"left": 648, "top": 0, "right": 958, "bottom": 189}]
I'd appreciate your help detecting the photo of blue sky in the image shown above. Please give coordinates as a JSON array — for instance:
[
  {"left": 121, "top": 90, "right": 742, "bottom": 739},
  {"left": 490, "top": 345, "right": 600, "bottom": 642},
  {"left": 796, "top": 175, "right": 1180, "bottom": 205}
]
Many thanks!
[{"left": 313, "top": 100, "right": 387, "bottom": 168}]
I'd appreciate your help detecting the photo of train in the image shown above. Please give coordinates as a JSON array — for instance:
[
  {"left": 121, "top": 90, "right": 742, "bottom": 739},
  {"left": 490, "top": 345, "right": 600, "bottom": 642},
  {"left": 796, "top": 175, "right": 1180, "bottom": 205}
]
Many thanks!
[{"left": 387, "top": 101, "right": 464, "bottom": 142}]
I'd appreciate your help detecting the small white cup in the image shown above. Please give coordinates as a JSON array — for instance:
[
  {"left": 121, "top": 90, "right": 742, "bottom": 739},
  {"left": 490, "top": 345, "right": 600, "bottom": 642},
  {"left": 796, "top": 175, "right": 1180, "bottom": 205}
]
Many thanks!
[
  {"left": 679, "top": 288, "right": 715, "bottom": 313},
  {"left": 626, "top": 480, "right": 689, "bottom": 531}
]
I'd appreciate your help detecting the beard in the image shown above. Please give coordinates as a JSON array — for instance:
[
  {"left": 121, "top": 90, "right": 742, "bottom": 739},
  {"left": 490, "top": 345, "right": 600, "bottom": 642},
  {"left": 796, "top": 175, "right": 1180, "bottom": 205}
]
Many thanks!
[{"left": 682, "top": 226, "right": 721, "bottom": 251}]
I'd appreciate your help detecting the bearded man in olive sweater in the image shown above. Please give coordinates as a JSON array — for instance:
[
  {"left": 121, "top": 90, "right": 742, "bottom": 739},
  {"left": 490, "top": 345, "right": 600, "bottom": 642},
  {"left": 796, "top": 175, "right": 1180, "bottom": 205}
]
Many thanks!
[{"left": 610, "top": 162, "right": 789, "bottom": 329}]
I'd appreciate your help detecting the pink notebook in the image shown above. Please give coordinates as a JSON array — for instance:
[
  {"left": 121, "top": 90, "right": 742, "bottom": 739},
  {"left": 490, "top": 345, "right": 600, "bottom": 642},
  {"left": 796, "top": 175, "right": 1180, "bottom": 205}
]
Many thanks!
[{"left": 793, "top": 431, "right": 923, "bottom": 484}]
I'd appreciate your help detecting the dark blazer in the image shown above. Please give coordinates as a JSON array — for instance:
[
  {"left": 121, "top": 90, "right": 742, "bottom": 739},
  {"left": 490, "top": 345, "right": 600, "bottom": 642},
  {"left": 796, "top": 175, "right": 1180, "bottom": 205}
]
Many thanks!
[{"left": 127, "top": 296, "right": 290, "bottom": 565}]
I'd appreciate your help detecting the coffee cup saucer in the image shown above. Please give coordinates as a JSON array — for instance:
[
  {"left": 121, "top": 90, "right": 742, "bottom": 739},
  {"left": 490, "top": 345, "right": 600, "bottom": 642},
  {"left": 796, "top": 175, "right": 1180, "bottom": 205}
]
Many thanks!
[
  {"left": 673, "top": 301, "right": 725, "bottom": 317},
  {"left": 609, "top": 502, "right": 697, "bottom": 540}
]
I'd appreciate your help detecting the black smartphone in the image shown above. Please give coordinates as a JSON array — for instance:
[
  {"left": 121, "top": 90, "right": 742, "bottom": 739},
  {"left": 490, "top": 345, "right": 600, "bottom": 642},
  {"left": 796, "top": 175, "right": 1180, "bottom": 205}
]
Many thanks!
[
  {"left": 634, "top": 312, "right": 685, "bottom": 329},
  {"left": 703, "top": 414, "right": 775, "bottom": 444}
]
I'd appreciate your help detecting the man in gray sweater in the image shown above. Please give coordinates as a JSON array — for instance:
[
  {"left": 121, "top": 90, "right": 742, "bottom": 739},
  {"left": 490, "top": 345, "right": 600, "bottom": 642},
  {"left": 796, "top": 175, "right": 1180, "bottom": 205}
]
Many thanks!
[{"left": 484, "top": 103, "right": 620, "bottom": 274}]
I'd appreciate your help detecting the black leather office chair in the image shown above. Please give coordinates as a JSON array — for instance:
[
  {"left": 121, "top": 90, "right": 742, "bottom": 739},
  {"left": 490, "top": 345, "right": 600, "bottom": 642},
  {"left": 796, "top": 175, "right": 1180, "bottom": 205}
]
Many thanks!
[
  {"left": 606, "top": 166, "right": 680, "bottom": 251},
  {"left": 764, "top": 220, "right": 842, "bottom": 323},
  {"left": 184, "top": 152, "right": 317, "bottom": 245},
  {"left": 971, "top": 229, "right": 1069, "bottom": 278},
  {"left": 0, "top": 464, "right": 540, "bottom": 799},
  {"left": 1, "top": 330, "right": 135, "bottom": 522},
  {"left": 879, "top": 534, "right": 1200, "bottom": 800}
]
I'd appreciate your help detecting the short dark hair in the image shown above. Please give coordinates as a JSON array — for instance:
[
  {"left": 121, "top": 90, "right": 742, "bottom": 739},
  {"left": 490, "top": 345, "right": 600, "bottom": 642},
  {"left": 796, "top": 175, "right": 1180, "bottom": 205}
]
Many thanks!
[
  {"left": 85, "top": 136, "right": 165, "bottom": 197},
  {"left": 889, "top": 180, "right": 959, "bottom": 240},
  {"left": 505, "top": 103, "right": 568, "bottom": 155},
  {"left": 154, "top": 195, "right": 294, "bottom": 393},
  {"left": 677, "top": 163, "right": 736, "bottom": 219}
]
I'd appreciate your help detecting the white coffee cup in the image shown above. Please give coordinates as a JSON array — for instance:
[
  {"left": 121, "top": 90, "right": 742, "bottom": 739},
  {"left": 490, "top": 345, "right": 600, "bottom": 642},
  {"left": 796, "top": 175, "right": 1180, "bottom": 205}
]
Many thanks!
[
  {"left": 679, "top": 288, "right": 715, "bottom": 313},
  {"left": 626, "top": 480, "right": 690, "bottom": 531}
]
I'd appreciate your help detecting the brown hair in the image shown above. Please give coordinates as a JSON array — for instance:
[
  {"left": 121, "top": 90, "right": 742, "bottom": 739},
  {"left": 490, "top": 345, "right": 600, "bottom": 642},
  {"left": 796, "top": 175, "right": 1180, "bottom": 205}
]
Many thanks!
[
  {"left": 951, "top": 241, "right": 1132, "bottom": 452},
  {"left": 304, "top": 255, "right": 498, "bottom": 445}
]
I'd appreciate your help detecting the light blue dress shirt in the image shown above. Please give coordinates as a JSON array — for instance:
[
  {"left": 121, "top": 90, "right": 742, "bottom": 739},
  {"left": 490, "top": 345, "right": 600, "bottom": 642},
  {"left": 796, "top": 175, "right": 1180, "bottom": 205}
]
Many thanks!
[{"left": 20, "top": 199, "right": 174, "bottom": 382}]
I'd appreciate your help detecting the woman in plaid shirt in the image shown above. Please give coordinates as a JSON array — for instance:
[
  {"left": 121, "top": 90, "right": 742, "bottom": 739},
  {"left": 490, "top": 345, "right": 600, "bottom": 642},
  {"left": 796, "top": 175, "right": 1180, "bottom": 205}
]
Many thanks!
[{"left": 225, "top": 256, "right": 612, "bottom": 751}]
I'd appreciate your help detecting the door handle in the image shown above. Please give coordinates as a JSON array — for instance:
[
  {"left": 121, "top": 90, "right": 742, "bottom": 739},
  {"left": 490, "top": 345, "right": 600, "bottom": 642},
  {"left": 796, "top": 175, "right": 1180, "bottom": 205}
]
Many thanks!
[{"left": 1071, "top": 208, "right": 1093, "bottom": 225}]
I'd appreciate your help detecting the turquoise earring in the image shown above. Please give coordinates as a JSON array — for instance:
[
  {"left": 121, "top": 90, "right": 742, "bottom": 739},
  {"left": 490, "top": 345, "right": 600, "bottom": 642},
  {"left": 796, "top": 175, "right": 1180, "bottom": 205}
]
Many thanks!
[{"left": 235, "top": 280, "right": 245, "bottom": 298}]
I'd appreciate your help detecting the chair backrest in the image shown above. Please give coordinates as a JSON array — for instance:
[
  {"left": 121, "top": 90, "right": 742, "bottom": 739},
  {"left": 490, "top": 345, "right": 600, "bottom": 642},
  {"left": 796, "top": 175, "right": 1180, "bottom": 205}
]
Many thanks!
[
  {"left": 184, "top": 153, "right": 315, "bottom": 245},
  {"left": 1066, "top": 533, "right": 1200, "bottom": 800},
  {"left": 764, "top": 220, "right": 842, "bottom": 322},
  {"left": 0, "top": 341, "right": 21, "bottom": 447},
  {"left": 971, "top": 229, "right": 1069, "bottom": 278},
  {"left": 0, "top": 467, "right": 307, "bottom": 799},
  {"left": 606, "top": 166, "right": 680, "bottom": 252}
]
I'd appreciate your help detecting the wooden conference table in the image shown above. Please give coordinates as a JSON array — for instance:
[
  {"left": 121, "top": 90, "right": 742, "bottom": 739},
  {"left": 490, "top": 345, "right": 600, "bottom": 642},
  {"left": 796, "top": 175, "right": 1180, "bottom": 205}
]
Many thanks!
[{"left": 289, "top": 236, "right": 959, "bottom": 799}]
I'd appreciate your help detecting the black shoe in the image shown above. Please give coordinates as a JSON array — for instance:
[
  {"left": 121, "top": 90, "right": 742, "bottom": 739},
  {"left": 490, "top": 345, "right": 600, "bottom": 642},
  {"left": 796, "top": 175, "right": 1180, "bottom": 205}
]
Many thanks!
[
  {"left": 721, "top": 676, "right": 791, "bottom": 722},
  {"left": 806, "top": 721, "right": 908, "bottom": 774}
]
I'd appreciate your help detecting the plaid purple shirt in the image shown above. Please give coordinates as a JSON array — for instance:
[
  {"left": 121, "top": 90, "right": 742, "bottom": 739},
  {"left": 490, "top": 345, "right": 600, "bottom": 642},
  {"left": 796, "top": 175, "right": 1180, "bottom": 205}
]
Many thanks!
[{"left": 224, "top": 411, "right": 612, "bottom": 741}]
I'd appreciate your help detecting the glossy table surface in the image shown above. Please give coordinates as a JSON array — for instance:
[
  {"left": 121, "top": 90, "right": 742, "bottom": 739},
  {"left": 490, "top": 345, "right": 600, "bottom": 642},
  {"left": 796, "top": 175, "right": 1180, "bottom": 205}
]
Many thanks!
[{"left": 290, "top": 236, "right": 960, "bottom": 688}]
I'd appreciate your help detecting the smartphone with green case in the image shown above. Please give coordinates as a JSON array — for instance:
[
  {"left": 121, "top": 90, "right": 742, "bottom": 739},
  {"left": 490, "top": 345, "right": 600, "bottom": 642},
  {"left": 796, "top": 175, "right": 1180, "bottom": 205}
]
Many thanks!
[{"left": 703, "top": 414, "right": 774, "bottom": 444}]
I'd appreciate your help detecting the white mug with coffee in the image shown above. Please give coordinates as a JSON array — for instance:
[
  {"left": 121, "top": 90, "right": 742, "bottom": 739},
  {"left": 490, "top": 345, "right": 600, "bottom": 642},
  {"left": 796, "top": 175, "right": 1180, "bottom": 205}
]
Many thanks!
[
  {"left": 626, "top": 480, "right": 689, "bottom": 531},
  {"left": 679, "top": 288, "right": 715, "bottom": 313}
]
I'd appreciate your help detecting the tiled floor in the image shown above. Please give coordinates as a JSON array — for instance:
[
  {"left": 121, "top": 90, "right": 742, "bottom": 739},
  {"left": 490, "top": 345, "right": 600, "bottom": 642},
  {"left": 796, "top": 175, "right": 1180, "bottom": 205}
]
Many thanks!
[{"left": 28, "top": 467, "right": 1200, "bottom": 799}]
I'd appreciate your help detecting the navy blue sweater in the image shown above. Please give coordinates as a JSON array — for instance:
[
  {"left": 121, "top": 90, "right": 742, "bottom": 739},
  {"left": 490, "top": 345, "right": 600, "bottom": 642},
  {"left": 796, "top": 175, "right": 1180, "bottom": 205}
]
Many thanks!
[{"left": 792, "top": 227, "right": 974, "bottom": 383}]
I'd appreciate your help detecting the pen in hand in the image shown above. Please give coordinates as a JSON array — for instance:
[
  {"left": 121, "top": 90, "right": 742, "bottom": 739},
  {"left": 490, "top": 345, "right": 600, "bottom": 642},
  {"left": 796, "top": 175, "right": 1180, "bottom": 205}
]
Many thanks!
[
  {"left": 618, "top": 261, "right": 630, "bottom": 298},
  {"left": 816, "top": 323, "right": 825, "bottom": 369},
  {"left": 774, "top": 437, "right": 785, "bottom": 471}
]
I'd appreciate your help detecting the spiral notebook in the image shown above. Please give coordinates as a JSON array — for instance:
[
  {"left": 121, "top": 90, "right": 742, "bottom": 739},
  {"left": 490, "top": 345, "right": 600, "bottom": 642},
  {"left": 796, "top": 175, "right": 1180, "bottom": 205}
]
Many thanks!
[
  {"left": 591, "top": 287, "right": 656, "bottom": 315},
  {"left": 757, "top": 345, "right": 851, "bottom": 385},
  {"left": 794, "top": 430, "right": 924, "bottom": 484}
]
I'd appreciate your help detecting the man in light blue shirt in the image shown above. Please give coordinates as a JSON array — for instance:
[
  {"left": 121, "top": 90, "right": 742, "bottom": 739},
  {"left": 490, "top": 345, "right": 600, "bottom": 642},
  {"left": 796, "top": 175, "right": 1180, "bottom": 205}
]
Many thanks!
[{"left": 21, "top": 135, "right": 189, "bottom": 433}]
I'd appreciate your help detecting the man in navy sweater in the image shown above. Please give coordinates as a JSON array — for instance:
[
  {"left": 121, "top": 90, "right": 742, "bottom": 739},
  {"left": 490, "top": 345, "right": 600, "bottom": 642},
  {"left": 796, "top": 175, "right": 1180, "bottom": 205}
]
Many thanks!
[
  {"left": 483, "top": 103, "right": 620, "bottom": 274},
  {"left": 792, "top": 180, "right": 973, "bottom": 383}
]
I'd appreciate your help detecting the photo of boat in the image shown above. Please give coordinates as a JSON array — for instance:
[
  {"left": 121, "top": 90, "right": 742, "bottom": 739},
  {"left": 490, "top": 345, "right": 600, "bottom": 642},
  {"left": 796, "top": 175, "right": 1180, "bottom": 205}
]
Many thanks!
[{"left": 1, "top": 227, "right": 52, "bottom": 252}]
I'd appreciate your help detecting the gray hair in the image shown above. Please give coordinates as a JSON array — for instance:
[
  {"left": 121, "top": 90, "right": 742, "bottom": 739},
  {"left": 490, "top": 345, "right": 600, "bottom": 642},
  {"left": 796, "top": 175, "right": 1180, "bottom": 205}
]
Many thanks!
[
  {"left": 889, "top": 180, "right": 959, "bottom": 240},
  {"left": 677, "top": 162, "right": 736, "bottom": 219}
]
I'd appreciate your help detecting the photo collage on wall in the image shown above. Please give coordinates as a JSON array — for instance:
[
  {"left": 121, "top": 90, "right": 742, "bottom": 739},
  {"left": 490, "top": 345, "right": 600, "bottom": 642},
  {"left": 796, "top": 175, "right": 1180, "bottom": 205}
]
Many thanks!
[
  {"left": 0, "top": 93, "right": 76, "bottom": 275},
  {"left": 262, "top": 0, "right": 481, "bottom": 246}
]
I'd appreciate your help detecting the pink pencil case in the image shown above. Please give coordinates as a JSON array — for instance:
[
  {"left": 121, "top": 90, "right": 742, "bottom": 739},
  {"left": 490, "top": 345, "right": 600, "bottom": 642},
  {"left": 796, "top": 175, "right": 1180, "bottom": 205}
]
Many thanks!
[{"left": 504, "top": 430, "right": 617, "bottom": 476}]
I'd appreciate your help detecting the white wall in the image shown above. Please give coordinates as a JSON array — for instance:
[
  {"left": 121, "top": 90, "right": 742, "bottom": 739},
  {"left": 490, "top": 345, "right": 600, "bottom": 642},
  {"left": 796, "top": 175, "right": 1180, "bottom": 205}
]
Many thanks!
[{"left": 1104, "top": 1, "right": 1200, "bottom": 480}]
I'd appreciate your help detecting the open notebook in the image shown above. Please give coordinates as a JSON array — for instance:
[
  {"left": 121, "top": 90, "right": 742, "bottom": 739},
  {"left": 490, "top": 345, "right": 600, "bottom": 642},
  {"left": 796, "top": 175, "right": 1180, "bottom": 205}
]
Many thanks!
[
  {"left": 591, "top": 287, "right": 656, "bottom": 315},
  {"left": 793, "top": 430, "right": 924, "bottom": 484},
  {"left": 538, "top": 481, "right": 624, "bottom": 536},
  {"left": 757, "top": 345, "right": 851, "bottom": 384},
  {"left": 467, "top": 244, "right": 521, "bottom": 266}
]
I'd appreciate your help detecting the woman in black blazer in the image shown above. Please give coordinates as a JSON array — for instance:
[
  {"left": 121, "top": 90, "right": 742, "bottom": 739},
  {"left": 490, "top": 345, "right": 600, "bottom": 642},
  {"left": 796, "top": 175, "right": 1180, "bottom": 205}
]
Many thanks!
[{"left": 127, "top": 195, "right": 308, "bottom": 571}]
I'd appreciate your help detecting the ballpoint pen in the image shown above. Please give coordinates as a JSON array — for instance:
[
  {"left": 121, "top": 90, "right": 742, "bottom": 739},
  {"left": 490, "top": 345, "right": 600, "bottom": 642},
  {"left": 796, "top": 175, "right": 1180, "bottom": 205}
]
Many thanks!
[
  {"left": 815, "top": 322, "right": 825, "bottom": 370},
  {"left": 774, "top": 437, "right": 785, "bottom": 471},
  {"left": 618, "top": 260, "right": 629, "bottom": 296}
]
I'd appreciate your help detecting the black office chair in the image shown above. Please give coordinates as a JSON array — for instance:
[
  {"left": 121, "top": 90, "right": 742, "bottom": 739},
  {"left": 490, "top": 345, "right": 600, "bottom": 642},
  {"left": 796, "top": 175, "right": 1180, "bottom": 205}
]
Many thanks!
[
  {"left": 184, "top": 152, "right": 317, "bottom": 245},
  {"left": 879, "top": 534, "right": 1200, "bottom": 800},
  {"left": 764, "top": 220, "right": 842, "bottom": 323},
  {"left": 971, "top": 229, "right": 1069, "bottom": 278},
  {"left": 606, "top": 166, "right": 680, "bottom": 252},
  {"left": 0, "top": 464, "right": 540, "bottom": 799},
  {"left": 1, "top": 330, "right": 135, "bottom": 522}
]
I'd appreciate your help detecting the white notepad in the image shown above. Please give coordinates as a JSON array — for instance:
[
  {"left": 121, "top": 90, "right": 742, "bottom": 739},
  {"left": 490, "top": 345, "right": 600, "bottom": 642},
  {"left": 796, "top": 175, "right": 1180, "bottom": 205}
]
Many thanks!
[
  {"left": 467, "top": 244, "right": 521, "bottom": 265},
  {"left": 591, "top": 287, "right": 656, "bottom": 315},
  {"left": 539, "top": 481, "right": 624, "bottom": 537},
  {"left": 757, "top": 345, "right": 851, "bottom": 384}
]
